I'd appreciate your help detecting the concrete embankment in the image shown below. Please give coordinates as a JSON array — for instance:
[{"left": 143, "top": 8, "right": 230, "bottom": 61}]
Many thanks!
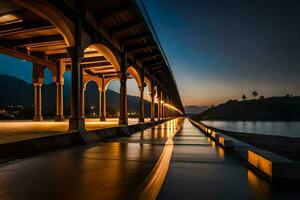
[
  {"left": 189, "top": 118, "right": 300, "bottom": 183},
  {"left": 0, "top": 119, "right": 170, "bottom": 163}
]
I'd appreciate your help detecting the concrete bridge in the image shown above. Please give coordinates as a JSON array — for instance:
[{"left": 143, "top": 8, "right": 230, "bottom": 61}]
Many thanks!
[
  {"left": 0, "top": 0, "right": 184, "bottom": 132},
  {"left": 1, "top": 1, "right": 300, "bottom": 200}
]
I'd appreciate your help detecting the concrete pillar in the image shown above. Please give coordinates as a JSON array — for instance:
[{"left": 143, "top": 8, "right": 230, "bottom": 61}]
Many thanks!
[
  {"left": 68, "top": 46, "right": 85, "bottom": 131},
  {"left": 33, "top": 83, "right": 43, "bottom": 121},
  {"left": 119, "top": 75, "right": 128, "bottom": 125},
  {"left": 81, "top": 86, "right": 86, "bottom": 118},
  {"left": 55, "top": 83, "right": 64, "bottom": 121},
  {"left": 157, "top": 93, "right": 161, "bottom": 121},
  {"left": 165, "top": 104, "right": 168, "bottom": 119},
  {"left": 100, "top": 89, "right": 106, "bottom": 121},
  {"left": 150, "top": 87, "right": 155, "bottom": 121},
  {"left": 139, "top": 86, "right": 145, "bottom": 123},
  {"left": 162, "top": 102, "right": 165, "bottom": 119}
]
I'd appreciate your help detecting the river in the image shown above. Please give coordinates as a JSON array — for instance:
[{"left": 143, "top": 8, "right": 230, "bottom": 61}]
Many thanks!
[{"left": 201, "top": 120, "right": 300, "bottom": 138}]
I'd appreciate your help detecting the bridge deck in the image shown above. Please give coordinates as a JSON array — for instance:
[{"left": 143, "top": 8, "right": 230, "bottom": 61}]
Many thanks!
[
  {"left": 0, "top": 118, "right": 298, "bottom": 200},
  {"left": 0, "top": 118, "right": 149, "bottom": 144},
  {"left": 0, "top": 118, "right": 178, "bottom": 200},
  {"left": 158, "top": 119, "right": 299, "bottom": 199}
]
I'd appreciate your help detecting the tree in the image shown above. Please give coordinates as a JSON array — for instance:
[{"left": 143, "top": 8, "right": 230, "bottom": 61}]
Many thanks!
[
  {"left": 259, "top": 96, "right": 264, "bottom": 99},
  {"left": 252, "top": 91, "right": 258, "bottom": 99},
  {"left": 242, "top": 95, "right": 247, "bottom": 100}
]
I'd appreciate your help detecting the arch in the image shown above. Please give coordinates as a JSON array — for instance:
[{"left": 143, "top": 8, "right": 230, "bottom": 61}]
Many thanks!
[
  {"left": 103, "top": 77, "right": 119, "bottom": 91},
  {"left": 126, "top": 66, "right": 142, "bottom": 88},
  {"left": 144, "top": 76, "right": 152, "bottom": 94},
  {"left": 12, "top": 0, "right": 75, "bottom": 46},
  {"left": 82, "top": 75, "right": 102, "bottom": 90},
  {"left": 84, "top": 44, "right": 121, "bottom": 72}
]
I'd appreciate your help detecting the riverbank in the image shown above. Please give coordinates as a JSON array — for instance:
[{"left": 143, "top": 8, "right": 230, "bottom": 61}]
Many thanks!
[
  {"left": 193, "top": 96, "right": 300, "bottom": 121},
  {"left": 194, "top": 119, "right": 300, "bottom": 161}
]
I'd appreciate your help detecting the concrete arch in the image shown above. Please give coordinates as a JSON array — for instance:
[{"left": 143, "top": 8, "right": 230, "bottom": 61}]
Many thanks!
[
  {"left": 144, "top": 76, "right": 152, "bottom": 94},
  {"left": 84, "top": 44, "right": 121, "bottom": 72},
  {"left": 126, "top": 66, "right": 142, "bottom": 88},
  {"left": 103, "top": 77, "right": 119, "bottom": 91},
  {"left": 82, "top": 76, "right": 102, "bottom": 90},
  {"left": 13, "top": 0, "right": 75, "bottom": 46}
]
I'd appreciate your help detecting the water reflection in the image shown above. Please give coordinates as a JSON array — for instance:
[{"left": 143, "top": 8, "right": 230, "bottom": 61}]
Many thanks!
[
  {"left": 247, "top": 170, "right": 271, "bottom": 199},
  {"left": 201, "top": 120, "right": 300, "bottom": 137},
  {"left": 218, "top": 147, "right": 224, "bottom": 159}
]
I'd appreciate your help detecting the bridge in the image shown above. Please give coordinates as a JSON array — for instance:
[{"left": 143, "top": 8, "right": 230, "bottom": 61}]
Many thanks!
[
  {"left": 0, "top": 1, "right": 299, "bottom": 200},
  {"left": 0, "top": 0, "right": 184, "bottom": 132}
]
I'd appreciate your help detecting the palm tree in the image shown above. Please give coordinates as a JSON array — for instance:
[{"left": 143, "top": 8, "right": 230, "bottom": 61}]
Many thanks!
[
  {"left": 242, "top": 95, "right": 247, "bottom": 100},
  {"left": 252, "top": 91, "right": 258, "bottom": 99}
]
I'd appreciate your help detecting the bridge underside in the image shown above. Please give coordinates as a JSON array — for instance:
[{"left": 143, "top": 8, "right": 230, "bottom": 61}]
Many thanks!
[{"left": 0, "top": 0, "right": 184, "bottom": 132}]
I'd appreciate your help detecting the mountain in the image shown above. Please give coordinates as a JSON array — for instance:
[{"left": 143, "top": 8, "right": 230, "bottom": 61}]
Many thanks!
[
  {"left": 184, "top": 105, "right": 209, "bottom": 115},
  {"left": 0, "top": 75, "right": 150, "bottom": 118},
  {"left": 192, "top": 97, "right": 300, "bottom": 121}
]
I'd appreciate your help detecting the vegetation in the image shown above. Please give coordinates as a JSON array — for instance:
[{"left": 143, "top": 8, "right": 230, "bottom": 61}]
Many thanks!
[
  {"left": 242, "top": 95, "right": 247, "bottom": 100},
  {"left": 252, "top": 91, "right": 258, "bottom": 99}
]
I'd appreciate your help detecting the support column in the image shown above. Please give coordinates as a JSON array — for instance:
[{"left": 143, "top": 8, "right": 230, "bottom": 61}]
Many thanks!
[
  {"left": 55, "top": 83, "right": 64, "bottom": 121},
  {"left": 119, "top": 75, "right": 128, "bottom": 125},
  {"left": 161, "top": 92, "right": 164, "bottom": 119},
  {"left": 68, "top": 46, "right": 85, "bottom": 131},
  {"left": 55, "top": 60, "right": 65, "bottom": 121},
  {"left": 157, "top": 91, "right": 161, "bottom": 121},
  {"left": 139, "top": 86, "right": 145, "bottom": 123},
  {"left": 100, "top": 89, "right": 106, "bottom": 121},
  {"left": 162, "top": 102, "right": 165, "bottom": 119},
  {"left": 33, "top": 83, "right": 43, "bottom": 121},
  {"left": 68, "top": 0, "right": 85, "bottom": 131},
  {"left": 119, "top": 51, "right": 128, "bottom": 125},
  {"left": 81, "top": 87, "right": 86, "bottom": 118},
  {"left": 150, "top": 87, "right": 155, "bottom": 121}
]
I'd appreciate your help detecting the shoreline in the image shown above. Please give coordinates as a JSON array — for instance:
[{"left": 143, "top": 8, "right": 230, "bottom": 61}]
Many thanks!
[{"left": 193, "top": 119, "right": 300, "bottom": 162}]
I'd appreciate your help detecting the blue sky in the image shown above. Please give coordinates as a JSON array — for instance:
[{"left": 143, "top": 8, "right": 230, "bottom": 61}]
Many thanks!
[{"left": 1, "top": 0, "right": 300, "bottom": 106}]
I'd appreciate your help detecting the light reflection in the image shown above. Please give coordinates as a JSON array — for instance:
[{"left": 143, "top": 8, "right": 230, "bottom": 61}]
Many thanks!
[
  {"left": 247, "top": 170, "right": 270, "bottom": 196},
  {"left": 134, "top": 117, "right": 184, "bottom": 200},
  {"left": 218, "top": 147, "right": 224, "bottom": 159}
]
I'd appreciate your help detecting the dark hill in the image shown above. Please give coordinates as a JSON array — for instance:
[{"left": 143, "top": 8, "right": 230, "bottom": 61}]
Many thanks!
[
  {"left": 0, "top": 75, "right": 150, "bottom": 118},
  {"left": 184, "top": 105, "right": 209, "bottom": 115},
  {"left": 192, "top": 97, "right": 300, "bottom": 121}
]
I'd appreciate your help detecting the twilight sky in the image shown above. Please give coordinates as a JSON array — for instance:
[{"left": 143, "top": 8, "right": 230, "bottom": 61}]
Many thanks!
[
  {"left": 1, "top": 0, "right": 300, "bottom": 106},
  {"left": 143, "top": 0, "right": 300, "bottom": 105}
]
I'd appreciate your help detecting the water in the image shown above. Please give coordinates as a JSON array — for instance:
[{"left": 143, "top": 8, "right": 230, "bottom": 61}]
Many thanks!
[{"left": 201, "top": 120, "right": 300, "bottom": 138}]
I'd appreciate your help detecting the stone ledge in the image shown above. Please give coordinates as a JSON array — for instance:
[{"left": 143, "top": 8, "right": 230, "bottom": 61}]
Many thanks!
[{"left": 189, "top": 118, "right": 300, "bottom": 183}]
